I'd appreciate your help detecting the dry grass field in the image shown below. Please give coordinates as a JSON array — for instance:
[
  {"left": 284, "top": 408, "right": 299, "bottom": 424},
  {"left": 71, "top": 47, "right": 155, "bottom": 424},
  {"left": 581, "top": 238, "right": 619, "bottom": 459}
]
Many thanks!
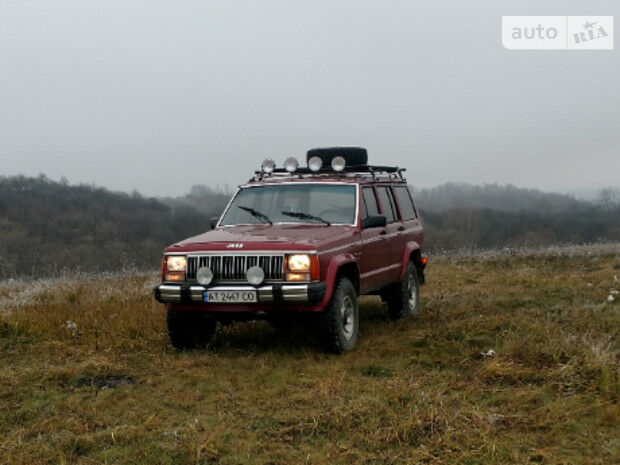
[{"left": 1, "top": 245, "right": 618, "bottom": 464}]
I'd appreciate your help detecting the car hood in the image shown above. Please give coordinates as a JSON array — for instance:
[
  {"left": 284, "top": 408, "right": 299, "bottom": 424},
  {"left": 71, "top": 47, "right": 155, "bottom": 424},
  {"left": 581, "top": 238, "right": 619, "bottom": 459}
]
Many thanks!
[{"left": 165, "top": 224, "right": 358, "bottom": 253}]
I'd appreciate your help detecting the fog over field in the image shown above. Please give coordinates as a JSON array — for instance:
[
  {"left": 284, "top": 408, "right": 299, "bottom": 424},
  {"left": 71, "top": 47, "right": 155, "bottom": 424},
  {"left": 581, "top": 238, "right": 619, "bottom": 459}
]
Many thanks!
[{"left": 1, "top": 0, "right": 619, "bottom": 196}]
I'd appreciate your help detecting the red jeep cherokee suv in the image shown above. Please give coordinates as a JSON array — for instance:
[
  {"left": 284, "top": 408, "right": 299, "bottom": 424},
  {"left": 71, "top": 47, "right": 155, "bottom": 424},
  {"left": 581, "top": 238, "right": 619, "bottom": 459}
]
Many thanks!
[{"left": 154, "top": 147, "right": 426, "bottom": 353}]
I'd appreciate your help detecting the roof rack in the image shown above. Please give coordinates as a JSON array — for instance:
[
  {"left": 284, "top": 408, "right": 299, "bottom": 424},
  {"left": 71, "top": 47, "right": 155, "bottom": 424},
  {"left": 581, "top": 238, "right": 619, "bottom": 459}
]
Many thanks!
[{"left": 251, "top": 165, "right": 407, "bottom": 183}]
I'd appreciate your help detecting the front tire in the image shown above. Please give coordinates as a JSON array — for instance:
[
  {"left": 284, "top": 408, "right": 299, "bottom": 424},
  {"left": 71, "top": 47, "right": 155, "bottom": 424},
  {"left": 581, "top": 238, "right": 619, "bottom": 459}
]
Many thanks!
[
  {"left": 388, "top": 262, "right": 420, "bottom": 319},
  {"left": 167, "top": 310, "right": 216, "bottom": 350},
  {"left": 318, "top": 277, "right": 359, "bottom": 354}
]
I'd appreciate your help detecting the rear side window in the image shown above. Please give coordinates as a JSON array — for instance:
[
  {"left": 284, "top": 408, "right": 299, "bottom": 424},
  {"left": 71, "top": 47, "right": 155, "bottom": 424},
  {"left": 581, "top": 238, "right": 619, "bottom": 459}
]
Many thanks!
[
  {"left": 362, "top": 187, "right": 380, "bottom": 219},
  {"left": 376, "top": 187, "right": 398, "bottom": 223},
  {"left": 394, "top": 186, "right": 417, "bottom": 220}
]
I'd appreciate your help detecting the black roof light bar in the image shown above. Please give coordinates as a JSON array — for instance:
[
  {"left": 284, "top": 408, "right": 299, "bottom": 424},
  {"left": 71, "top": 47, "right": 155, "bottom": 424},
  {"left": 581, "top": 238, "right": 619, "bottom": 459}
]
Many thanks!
[
  {"left": 252, "top": 165, "right": 406, "bottom": 182},
  {"left": 252, "top": 147, "right": 407, "bottom": 182}
]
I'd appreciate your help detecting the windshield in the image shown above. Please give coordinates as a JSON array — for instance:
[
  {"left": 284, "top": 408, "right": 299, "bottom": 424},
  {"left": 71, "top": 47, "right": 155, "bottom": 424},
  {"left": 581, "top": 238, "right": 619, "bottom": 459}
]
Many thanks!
[{"left": 219, "top": 184, "right": 357, "bottom": 226}]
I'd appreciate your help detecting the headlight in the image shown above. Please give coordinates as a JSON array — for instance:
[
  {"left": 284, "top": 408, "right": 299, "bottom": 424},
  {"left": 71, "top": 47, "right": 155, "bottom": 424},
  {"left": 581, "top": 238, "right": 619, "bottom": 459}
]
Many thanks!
[
  {"left": 166, "top": 256, "right": 187, "bottom": 272},
  {"left": 285, "top": 254, "right": 319, "bottom": 281},
  {"left": 288, "top": 254, "right": 311, "bottom": 272}
]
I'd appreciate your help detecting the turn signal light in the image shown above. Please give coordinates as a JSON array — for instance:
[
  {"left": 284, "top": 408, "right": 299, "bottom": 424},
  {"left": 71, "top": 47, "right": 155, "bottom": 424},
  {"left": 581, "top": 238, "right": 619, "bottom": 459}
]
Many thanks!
[
  {"left": 421, "top": 256, "right": 428, "bottom": 266},
  {"left": 310, "top": 255, "right": 320, "bottom": 280},
  {"left": 286, "top": 273, "right": 309, "bottom": 281},
  {"left": 160, "top": 256, "right": 166, "bottom": 281},
  {"left": 165, "top": 272, "right": 185, "bottom": 282}
]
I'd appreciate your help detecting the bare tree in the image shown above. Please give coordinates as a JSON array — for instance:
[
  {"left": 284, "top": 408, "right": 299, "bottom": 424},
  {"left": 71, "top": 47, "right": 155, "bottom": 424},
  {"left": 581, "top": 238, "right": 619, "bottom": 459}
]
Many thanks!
[{"left": 598, "top": 187, "right": 619, "bottom": 210}]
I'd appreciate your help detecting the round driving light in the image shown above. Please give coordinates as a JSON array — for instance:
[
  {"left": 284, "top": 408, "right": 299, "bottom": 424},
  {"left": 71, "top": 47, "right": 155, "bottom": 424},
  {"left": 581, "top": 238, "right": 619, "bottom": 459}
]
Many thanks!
[
  {"left": 308, "top": 156, "right": 323, "bottom": 172},
  {"left": 261, "top": 158, "right": 275, "bottom": 173},
  {"left": 196, "top": 267, "right": 214, "bottom": 286},
  {"left": 284, "top": 157, "right": 299, "bottom": 173},
  {"left": 246, "top": 266, "right": 265, "bottom": 286},
  {"left": 331, "top": 156, "right": 346, "bottom": 172}
]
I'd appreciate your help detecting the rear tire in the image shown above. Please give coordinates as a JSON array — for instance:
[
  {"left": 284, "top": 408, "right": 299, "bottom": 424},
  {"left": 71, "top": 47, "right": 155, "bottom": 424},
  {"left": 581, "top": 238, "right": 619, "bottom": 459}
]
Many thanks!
[
  {"left": 318, "top": 277, "right": 359, "bottom": 354},
  {"left": 167, "top": 310, "right": 216, "bottom": 350},
  {"left": 388, "top": 262, "right": 420, "bottom": 320}
]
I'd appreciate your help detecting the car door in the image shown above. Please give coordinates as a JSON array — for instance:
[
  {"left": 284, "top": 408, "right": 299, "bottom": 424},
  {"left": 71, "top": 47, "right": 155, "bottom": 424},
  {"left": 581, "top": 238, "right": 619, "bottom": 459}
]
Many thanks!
[
  {"left": 359, "top": 186, "right": 392, "bottom": 291},
  {"left": 375, "top": 186, "right": 403, "bottom": 282}
]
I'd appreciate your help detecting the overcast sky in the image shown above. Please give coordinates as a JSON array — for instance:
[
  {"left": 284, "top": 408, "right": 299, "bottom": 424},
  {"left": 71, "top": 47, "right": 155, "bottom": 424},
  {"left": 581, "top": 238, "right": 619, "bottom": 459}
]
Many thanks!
[{"left": 1, "top": 0, "right": 618, "bottom": 197}]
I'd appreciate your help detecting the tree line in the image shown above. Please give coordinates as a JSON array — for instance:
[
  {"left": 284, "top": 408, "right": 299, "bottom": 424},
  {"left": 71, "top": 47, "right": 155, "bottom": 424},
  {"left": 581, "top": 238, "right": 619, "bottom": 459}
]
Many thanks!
[
  {"left": 0, "top": 175, "right": 617, "bottom": 279},
  {"left": 0, "top": 175, "right": 228, "bottom": 279}
]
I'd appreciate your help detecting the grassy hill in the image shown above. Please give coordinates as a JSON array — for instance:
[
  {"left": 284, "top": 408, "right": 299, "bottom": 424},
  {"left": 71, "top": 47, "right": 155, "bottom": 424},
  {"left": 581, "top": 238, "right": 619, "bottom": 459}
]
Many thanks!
[{"left": 1, "top": 245, "right": 618, "bottom": 464}]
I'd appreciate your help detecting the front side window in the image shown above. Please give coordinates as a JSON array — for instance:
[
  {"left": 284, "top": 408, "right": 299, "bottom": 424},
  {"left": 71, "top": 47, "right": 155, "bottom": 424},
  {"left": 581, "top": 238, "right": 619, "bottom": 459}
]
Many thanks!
[
  {"left": 362, "top": 187, "right": 380, "bottom": 219},
  {"left": 220, "top": 184, "right": 357, "bottom": 226}
]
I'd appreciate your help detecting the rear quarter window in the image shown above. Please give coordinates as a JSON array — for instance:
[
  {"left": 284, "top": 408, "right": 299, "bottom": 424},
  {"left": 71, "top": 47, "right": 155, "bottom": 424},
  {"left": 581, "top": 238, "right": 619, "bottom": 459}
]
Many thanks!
[{"left": 394, "top": 186, "right": 417, "bottom": 220}]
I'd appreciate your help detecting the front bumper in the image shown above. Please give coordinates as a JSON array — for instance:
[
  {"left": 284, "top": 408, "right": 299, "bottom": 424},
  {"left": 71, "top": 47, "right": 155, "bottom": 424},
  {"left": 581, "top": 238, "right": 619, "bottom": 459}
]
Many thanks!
[{"left": 153, "top": 282, "right": 326, "bottom": 305}]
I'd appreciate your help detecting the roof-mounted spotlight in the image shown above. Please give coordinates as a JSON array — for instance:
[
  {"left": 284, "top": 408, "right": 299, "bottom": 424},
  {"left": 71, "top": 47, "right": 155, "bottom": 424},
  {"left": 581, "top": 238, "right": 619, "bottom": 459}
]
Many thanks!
[
  {"left": 284, "top": 157, "right": 299, "bottom": 173},
  {"left": 331, "top": 156, "right": 346, "bottom": 172},
  {"left": 261, "top": 158, "right": 275, "bottom": 173},
  {"left": 308, "top": 156, "right": 323, "bottom": 172}
]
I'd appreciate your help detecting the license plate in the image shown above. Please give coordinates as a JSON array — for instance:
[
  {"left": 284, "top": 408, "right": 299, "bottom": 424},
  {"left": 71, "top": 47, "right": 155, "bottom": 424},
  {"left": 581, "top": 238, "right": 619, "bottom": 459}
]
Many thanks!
[{"left": 203, "top": 290, "right": 258, "bottom": 303}]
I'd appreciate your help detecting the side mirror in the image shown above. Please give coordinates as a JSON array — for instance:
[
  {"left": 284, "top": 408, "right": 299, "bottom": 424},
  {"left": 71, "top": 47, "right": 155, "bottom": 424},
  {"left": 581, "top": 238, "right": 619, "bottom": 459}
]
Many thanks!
[
  {"left": 362, "top": 215, "right": 386, "bottom": 229},
  {"left": 210, "top": 217, "right": 220, "bottom": 229}
]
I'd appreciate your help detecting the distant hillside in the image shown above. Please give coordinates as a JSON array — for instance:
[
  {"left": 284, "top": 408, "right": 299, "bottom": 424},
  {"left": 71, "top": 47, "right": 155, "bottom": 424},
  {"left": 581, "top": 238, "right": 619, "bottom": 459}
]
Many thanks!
[
  {"left": 0, "top": 176, "right": 212, "bottom": 278},
  {"left": 0, "top": 176, "right": 618, "bottom": 279},
  {"left": 412, "top": 183, "right": 588, "bottom": 213},
  {"left": 422, "top": 207, "right": 619, "bottom": 252},
  {"left": 411, "top": 183, "right": 619, "bottom": 251},
  {"left": 160, "top": 184, "right": 231, "bottom": 219}
]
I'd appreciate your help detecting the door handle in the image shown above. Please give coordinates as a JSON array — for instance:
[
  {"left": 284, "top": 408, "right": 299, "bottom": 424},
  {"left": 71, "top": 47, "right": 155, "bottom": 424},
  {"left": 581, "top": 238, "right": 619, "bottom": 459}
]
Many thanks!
[
  {"left": 379, "top": 230, "right": 387, "bottom": 235},
  {"left": 398, "top": 226, "right": 405, "bottom": 232}
]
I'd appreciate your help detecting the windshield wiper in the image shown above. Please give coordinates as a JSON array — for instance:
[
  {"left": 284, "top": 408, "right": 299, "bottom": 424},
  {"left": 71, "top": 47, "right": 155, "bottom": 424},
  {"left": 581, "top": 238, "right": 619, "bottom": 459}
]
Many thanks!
[
  {"left": 281, "top": 211, "right": 331, "bottom": 226},
  {"left": 238, "top": 206, "right": 273, "bottom": 225}
]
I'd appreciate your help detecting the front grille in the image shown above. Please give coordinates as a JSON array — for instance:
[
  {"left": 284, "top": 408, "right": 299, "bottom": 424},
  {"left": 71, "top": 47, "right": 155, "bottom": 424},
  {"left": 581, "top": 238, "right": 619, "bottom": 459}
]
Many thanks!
[{"left": 186, "top": 254, "right": 284, "bottom": 282}]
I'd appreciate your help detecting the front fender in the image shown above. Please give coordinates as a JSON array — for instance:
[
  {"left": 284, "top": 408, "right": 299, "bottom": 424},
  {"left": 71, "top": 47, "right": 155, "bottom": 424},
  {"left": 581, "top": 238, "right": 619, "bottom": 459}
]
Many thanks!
[{"left": 319, "top": 253, "right": 358, "bottom": 307}]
